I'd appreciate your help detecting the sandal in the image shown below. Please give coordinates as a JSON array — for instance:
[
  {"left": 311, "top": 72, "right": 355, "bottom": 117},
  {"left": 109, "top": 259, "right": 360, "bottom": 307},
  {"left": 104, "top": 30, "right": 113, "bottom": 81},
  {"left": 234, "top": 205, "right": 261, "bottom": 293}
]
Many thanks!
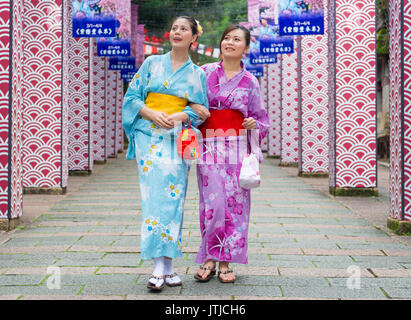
[
  {"left": 218, "top": 268, "right": 235, "bottom": 283},
  {"left": 147, "top": 274, "right": 165, "bottom": 291},
  {"left": 164, "top": 272, "right": 182, "bottom": 287},
  {"left": 194, "top": 262, "right": 216, "bottom": 282}
]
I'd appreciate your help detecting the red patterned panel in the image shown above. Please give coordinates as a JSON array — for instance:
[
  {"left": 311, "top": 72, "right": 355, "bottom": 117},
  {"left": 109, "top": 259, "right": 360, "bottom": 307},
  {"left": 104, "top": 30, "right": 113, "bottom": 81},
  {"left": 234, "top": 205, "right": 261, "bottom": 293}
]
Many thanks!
[
  {"left": 91, "top": 39, "right": 106, "bottom": 162},
  {"left": 403, "top": 1, "right": 411, "bottom": 221},
  {"left": 328, "top": 0, "right": 337, "bottom": 186},
  {"left": 0, "top": 0, "right": 24, "bottom": 220},
  {"left": 389, "top": 0, "right": 403, "bottom": 220},
  {"left": 10, "top": 0, "right": 23, "bottom": 219},
  {"left": 106, "top": 61, "right": 117, "bottom": 158},
  {"left": 281, "top": 38, "right": 299, "bottom": 165},
  {"left": 332, "top": 0, "right": 377, "bottom": 188},
  {"left": 116, "top": 72, "right": 124, "bottom": 153},
  {"left": 68, "top": 5, "right": 93, "bottom": 172},
  {"left": 61, "top": 0, "right": 70, "bottom": 188},
  {"left": 299, "top": 5, "right": 329, "bottom": 174},
  {"left": 0, "top": 0, "right": 10, "bottom": 218},
  {"left": 23, "top": 0, "right": 68, "bottom": 188},
  {"left": 267, "top": 61, "right": 281, "bottom": 157}
]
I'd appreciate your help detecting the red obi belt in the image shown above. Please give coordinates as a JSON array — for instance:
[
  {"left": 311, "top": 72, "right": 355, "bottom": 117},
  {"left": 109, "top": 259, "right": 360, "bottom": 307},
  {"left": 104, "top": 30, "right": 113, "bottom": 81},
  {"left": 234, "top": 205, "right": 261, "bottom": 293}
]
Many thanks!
[{"left": 199, "top": 109, "right": 246, "bottom": 138}]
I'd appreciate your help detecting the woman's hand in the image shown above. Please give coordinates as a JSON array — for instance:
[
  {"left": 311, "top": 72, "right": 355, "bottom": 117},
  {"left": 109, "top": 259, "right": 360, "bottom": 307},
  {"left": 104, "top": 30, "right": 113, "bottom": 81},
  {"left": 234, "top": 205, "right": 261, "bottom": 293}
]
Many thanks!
[
  {"left": 190, "top": 103, "right": 210, "bottom": 121},
  {"left": 167, "top": 112, "right": 189, "bottom": 126},
  {"left": 242, "top": 117, "right": 256, "bottom": 130},
  {"left": 150, "top": 111, "right": 174, "bottom": 129}
]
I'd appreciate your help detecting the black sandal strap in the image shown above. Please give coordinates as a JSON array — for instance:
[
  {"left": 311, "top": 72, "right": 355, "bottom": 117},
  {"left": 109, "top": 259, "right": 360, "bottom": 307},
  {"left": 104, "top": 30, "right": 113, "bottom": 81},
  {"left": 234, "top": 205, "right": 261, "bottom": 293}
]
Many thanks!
[{"left": 218, "top": 268, "right": 233, "bottom": 275}]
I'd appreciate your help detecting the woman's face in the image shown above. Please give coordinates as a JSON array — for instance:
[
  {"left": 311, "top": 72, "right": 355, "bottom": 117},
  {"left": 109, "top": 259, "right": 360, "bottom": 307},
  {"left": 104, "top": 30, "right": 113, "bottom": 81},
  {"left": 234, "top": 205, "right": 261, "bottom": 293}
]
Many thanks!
[
  {"left": 169, "top": 18, "right": 196, "bottom": 50},
  {"left": 220, "top": 29, "right": 248, "bottom": 60}
]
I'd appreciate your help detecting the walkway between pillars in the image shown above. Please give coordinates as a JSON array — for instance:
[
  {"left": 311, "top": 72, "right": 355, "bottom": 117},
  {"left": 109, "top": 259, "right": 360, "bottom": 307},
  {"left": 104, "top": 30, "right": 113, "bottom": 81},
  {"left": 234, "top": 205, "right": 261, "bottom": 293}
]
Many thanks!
[{"left": 0, "top": 155, "right": 410, "bottom": 300}]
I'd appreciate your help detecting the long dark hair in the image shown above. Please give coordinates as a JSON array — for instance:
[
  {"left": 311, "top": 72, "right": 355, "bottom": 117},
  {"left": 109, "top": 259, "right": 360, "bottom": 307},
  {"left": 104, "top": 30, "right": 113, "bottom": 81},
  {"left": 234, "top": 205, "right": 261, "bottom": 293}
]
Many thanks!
[{"left": 219, "top": 24, "right": 251, "bottom": 51}]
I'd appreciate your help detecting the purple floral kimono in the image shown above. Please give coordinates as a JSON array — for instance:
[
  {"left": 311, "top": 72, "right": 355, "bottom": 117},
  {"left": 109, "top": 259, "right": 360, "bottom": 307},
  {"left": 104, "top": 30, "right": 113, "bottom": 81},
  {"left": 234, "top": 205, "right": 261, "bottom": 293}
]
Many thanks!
[{"left": 195, "top": 61, "right": 269, "bottom": 264}]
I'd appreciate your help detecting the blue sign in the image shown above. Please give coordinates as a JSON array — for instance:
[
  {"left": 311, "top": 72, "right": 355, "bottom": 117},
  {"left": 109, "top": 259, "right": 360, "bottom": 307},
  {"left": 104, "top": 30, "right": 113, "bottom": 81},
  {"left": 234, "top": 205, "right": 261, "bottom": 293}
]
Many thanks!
[
  {"left": 249, "top": 36, "right": 277, "bottom": 65},
  {"left": 244, "top": 55, "right": 264, "bottom": 78},
  {"left": 72, "top": 0, "right": 116, "bottom": 38},
  {"left": 259, "top": 2, "right": 294, "bottom": 54},
  {"left": 278, "top": 0, "right": 325, "bottom": 36},
  {"left": 97, "top": 38, "right": 131, "bottom": 56},
  {"left": 109, "top": 56, "right": 136, "bottom": 70},
  {"left": 121, "top": 68, "right": 139, "bottom": 82}
]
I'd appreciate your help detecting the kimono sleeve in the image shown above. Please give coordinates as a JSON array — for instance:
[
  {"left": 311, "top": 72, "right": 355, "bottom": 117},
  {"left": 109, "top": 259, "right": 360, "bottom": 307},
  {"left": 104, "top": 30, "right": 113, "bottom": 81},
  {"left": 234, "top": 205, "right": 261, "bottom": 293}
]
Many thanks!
[
  {"left": 183, "top": 68, "right": 209, "bottom": 128},
  {"left": 247, "top": 76, "right": 270, "bottom": 143},
  {"left": 122, "top": 57, "right": 151, "bottom": 160}
]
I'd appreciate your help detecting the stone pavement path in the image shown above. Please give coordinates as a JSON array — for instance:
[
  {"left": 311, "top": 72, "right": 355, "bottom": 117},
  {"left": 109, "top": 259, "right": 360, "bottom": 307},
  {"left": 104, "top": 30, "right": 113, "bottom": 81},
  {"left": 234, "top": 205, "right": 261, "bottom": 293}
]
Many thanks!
[{"left": 0, "top": 154, "right": 411, "bottom": 300}]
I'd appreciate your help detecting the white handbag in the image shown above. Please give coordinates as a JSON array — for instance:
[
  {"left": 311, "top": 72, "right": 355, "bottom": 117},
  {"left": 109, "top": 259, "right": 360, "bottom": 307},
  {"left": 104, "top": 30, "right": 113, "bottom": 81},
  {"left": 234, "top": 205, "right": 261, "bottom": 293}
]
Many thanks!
[{"left": 239, "top": 130, "right": 262, "bottom": 189}]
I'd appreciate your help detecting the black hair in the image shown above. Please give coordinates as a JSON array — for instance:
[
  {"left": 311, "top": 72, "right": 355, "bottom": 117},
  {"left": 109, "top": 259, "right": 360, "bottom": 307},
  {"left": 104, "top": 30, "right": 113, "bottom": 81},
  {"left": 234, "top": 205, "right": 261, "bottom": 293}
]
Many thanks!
[
  {"left": 171, "top": 16, "right": 199, "bottom": 36},
  {"left": 219, "top": 24, "right": 251, "bottom": 50}
]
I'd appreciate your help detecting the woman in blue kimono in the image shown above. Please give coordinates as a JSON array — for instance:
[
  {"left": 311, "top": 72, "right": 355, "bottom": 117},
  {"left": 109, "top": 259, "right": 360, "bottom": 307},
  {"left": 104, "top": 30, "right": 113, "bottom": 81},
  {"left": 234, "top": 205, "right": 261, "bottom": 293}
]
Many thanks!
[{"left": 122, "top": 16, "right": 209, "bottom": 291}]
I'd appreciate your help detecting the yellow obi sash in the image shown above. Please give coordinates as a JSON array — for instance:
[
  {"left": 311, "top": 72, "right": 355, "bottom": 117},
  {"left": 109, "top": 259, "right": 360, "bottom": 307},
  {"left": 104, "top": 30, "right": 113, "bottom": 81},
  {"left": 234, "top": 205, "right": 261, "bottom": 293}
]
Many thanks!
[{"left": 142, "top": 92, "right": 187, "bottom": 119}]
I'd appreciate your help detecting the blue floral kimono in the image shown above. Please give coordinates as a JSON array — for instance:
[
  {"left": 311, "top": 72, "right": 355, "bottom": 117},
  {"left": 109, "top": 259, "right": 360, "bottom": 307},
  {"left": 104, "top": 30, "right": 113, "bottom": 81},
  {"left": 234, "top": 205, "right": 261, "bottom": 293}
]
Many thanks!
[{"left": 122, "top": 52, "right": 208, "bottom": 260}]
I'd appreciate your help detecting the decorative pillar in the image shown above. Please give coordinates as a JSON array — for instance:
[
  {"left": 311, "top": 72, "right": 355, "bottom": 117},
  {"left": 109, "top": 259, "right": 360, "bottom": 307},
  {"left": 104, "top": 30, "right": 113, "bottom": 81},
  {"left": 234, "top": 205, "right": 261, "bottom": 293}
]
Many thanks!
[
  {"left": 22, "top": 0, "right": 69, "bottom": 194},
  {"left": 267, "top": 61, "right": 282, "bottom": 158},
  {"left": 387, "top": 0, "right": 411, "bottom": 233},
  {"left": 106, "top": 61, "right": 117, "bottom": 158},
  {"left": 328, "top": 0, "right": 377, "bottom": 196},
  {"left": 260, "top": 65, "right": 269, "bottom": 152},
  {"left": 280, "top": 38, "right": 299, "bottom": 167},
  {"left": 116, "top": 72, "right": 124, "bottom": 154},
  {"left": 0, "top": 0, "right": 23, "bottom": 229},
  {"left": 68, "top": 6, "right": 94, "bottom": 174},
  {"left": 298, "top": 6, "right": 329, "bottom": 177},
  {"left": 91, "top": 39, "right": 107, "bottom": 164}
]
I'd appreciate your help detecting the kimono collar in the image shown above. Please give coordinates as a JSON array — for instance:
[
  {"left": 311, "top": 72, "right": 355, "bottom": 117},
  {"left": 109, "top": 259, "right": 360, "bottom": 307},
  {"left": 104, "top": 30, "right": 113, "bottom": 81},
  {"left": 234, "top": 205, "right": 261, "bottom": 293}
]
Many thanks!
[
  {"left": 165, "top": 51, "right": 193, "bottom": 74},
  {"left": 217, "top": 59, "right": 246, "bottom": 82}
]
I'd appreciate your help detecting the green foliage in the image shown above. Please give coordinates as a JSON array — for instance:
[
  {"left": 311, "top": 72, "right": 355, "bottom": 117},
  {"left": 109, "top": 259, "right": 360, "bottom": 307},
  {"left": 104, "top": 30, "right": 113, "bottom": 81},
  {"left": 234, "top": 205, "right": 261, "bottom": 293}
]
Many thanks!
[
  {"left": 376, "top": 0, "right": 389, "bottom": 55},
  {"left": 134, "top": 0, "right": 248, "bottom": 48}
]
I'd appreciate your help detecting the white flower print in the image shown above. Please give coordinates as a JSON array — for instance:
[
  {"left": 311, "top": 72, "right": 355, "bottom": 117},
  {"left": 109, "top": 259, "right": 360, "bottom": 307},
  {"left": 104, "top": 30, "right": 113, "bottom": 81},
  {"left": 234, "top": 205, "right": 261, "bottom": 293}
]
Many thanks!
[
  {"left": 187, "top": 68, "right": 202, "bottom": 94},
  {"left": 140, "top": 183, "right": 151, "bottom": 202},
  {"left": 150, "top": 61, "right": 164, "bottom": 78}
]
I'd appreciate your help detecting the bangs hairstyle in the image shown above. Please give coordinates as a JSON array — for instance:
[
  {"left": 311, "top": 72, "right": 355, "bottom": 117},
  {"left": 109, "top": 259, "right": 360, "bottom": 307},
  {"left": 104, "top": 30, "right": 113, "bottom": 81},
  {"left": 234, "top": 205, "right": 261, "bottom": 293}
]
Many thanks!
[
  {"left": 171, "top": 16, "right": 199, "bottom": 36},
  {"left": 219, "top": 24, "right": 251, "bottom": 50}
]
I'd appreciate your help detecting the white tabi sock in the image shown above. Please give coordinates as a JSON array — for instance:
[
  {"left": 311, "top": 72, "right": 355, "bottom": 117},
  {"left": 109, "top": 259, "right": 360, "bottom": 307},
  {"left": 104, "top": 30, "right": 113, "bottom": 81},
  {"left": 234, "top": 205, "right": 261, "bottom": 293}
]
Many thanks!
[
  {"left": 164, "top": 258, "right": 181, "bottom": 285},
  {"left": 149, "top": 257, "right": 165, "bottom": 287}
]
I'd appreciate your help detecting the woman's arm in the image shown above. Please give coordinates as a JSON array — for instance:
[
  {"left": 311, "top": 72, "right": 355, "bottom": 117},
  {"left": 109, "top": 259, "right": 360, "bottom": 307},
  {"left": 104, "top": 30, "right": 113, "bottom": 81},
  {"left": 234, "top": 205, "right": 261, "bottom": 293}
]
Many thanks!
[
  {"left": 139, "top": 106, "right": 174, "bottom": 129},
  {"left": 189, "top": 103, "right": 210, "bottom": 121},
  {"left": 166, "top": 112, "right": 189, "bottom": 126}
]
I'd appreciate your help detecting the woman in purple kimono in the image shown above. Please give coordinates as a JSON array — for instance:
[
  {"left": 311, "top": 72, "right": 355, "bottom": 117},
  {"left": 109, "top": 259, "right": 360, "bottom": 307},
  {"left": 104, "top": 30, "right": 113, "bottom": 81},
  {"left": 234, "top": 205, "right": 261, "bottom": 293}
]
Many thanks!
[{"left": 191, "top": 25, "right": 269, "bottom": 283}]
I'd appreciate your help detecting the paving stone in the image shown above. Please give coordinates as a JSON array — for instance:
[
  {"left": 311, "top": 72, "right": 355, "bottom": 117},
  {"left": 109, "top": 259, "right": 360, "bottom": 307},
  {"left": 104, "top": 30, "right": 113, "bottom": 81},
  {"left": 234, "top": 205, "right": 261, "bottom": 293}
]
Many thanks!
[
  {"left": 382, "top": 287, "right": 411, "bottom": 299},
  {"left": 0, "top": 284, "right": 83, "bottom": 296},
  {"left": 0, "top": 274, "right": 46, "bottom": 285},
  {"left": 280, "top": 286, "right": 387, "bottom": 299},
  {"left": 328, "top": 277, "right": 411, "bottom": 289}
]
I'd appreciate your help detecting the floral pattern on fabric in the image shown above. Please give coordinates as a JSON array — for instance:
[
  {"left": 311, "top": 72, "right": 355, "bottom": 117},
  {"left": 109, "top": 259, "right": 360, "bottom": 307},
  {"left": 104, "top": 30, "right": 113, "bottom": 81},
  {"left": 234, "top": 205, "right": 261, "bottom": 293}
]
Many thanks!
[
  {"left": 195, "top": 61, "right": 269, "bottom": 265},
  {"left": 122, "top": 52, "right": 209, "bottom": 260}
]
